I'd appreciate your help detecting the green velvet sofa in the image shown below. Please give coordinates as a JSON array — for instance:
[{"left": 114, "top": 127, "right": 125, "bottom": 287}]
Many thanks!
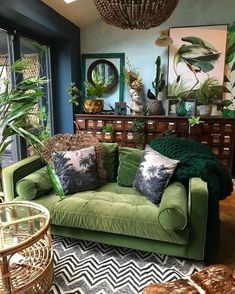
[{"left": 2, "top": 143, "right": 208, "bottom": 260}]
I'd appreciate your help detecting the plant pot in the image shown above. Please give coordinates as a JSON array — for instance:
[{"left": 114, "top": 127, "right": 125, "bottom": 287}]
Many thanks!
[
  {"left": 199, "top": 105, "right": 212, "bottom": 116},
  {"left": 146, "top": 98, "right": 162, "bottom": 115},
  {"left": 83, "top": 99, "right": 104, "bottom": 113}
]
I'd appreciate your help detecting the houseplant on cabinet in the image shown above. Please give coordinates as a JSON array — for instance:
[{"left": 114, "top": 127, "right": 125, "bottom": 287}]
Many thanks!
[
  {"left": 197, "top": 77, "right": 220, "bottom": 116},
  {"left": 83, "top": 81, "right": 105, "bottom": 113},
  {"left": 147, "top": 56, "right": 165, "bottom": 115}
]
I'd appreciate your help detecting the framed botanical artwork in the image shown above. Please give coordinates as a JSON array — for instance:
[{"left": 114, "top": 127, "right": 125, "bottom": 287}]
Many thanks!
[
  {"left": 184, "top": 99, "right": 196, "bottom": 116},
  {"left": 166, "top": 98, "right": 179, "bottom": 115},
  {"left": 168, "top": 25, "right": 228, "bottom": 99}
]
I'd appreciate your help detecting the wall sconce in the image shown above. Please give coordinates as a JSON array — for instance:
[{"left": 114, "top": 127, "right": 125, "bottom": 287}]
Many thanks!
[{"left": 155, "top": 30, "right": 173, "bottom": 47}]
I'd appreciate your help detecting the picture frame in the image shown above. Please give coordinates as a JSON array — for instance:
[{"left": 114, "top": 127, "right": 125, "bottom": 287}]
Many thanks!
[
  {"left": 184, "top": 99, "right": 196, "bottom": 116},
  {"left": 168, "top": 25, "right": 228, "bottom": 98},
  {"left": 166, "top": 98, "right": 179, "bottom": 116}
]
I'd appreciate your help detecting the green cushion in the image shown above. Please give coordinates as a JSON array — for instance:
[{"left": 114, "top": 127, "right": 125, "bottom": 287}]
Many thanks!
[
  {"left": 16, "top": 166, "right": 53, "bottom": 200},
  {"left": 158, "top": 182, "right": 188, "bottom": 231},
  {"left": 101, "top": 143, "right": 119, "bottom": 182},
  {"left": 117, "top": 147, "right": 143, "bottom": 187},
  {"left": 16, "top": 182, "right": 188, "bottom": 245}
]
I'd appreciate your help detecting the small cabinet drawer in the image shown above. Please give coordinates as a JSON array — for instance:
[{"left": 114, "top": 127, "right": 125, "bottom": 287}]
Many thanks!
[
  {"left": 167, "top": 122, "right": 176, "bottom": 130},
  {"left": 115, "top": 131, "right": 125, "bottom": 141},
  {"left": 224, "top": 123, "right": 233, "bottom": 133},
  {"left": 76, "top": 119, "right": 86, "bottom": 129},
  {"left": 223, "top": 135, "right": 231, "bottom": 145},
  {"left": 211, "top": 134, "right": 221, "bottom": 145},
  {"left": 102, "top": 132, "right": 114, "bottom": 142},
  {"left": 156, "top": 122, "right": 167, "bottom": 132},
  {"left": 94, "top": 131, "right": 102, "bottom": 140},
  {"left": 146, "top": 120, "right": 155, "bottom": 131},
  {"left": 114, "top": 120, "right": 124, "bottom": 130},
  {"left": 85, "top": 130, "right": 94, "bottom": 136},
  {"left": 211, "top": 123, "right": 221, "bottom": 133},
  {"left": 222, "top": 147, "right": 231, "bottom": 156},
  {"left": 96, "top": 120, "right": 104, "bottom": 128},
  {"left": 87, "top": 119, "right": 95, "bottom": 129},
  {"left": 125, "top": 120, "right": 133, "bottom": 130}
]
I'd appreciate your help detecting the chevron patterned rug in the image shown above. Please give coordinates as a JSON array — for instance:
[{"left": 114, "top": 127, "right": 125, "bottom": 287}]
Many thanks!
[{"left": 50, "top": 235, "right": 204, "bottom": 294}]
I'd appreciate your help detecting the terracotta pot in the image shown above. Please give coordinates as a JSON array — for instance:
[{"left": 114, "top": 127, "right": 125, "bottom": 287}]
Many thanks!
[{"left": 83, "top": 99, "right": 104, "bottom": 113}]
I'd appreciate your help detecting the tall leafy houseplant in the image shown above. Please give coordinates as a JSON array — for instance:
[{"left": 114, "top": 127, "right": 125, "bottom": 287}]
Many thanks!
[{"left": 0, "top": 59, "right": 47, "bottom": 159}]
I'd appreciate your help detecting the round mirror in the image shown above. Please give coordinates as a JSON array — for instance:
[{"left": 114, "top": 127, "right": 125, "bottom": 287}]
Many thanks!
[{"left": 87, "top": 59, "right": 119, "bottom": 92}]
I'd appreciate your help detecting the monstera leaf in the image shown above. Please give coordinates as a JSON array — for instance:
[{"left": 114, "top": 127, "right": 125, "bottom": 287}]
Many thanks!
[{"left": 174, "top": 36, "right": 221, "bottom": 76}]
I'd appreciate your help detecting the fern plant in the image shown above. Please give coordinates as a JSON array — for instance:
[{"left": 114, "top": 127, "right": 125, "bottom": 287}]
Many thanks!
[{"left": 197, "top": 77, "right": 220, "bottom": 105}]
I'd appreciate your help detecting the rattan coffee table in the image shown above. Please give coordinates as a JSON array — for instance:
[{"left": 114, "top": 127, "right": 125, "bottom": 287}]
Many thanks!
[{"left": 0, "top": 201, "right": 53, "bottom": 293}]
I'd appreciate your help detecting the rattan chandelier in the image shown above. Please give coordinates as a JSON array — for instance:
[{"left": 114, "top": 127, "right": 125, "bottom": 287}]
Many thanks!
[{"left": 93, "top": 0, "right": 179, "bottom": 30}]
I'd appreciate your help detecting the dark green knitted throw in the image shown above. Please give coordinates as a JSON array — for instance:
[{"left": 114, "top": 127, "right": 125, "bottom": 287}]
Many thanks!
[
  {"left": 150, "top": 137, "right": 233, "bottom": 254},
  {"left": 150, "top": 137, "right": 233, "bottom": 200}
]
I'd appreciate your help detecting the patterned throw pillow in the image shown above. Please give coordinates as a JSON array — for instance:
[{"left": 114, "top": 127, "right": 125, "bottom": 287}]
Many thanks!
[
  {"left": 133, "top": 145, "right": 179, "bottom": 204},
  {"left": 52, "top": 146, "right": 100, "bottom": 195}
]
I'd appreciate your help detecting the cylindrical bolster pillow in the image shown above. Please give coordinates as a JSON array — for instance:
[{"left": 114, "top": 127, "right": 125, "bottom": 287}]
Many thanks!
[
  {"left": 16, "top": 166, "right": 53, "bottom": 200},
  {"left": 158, "top": 182, "right": 188, "bottom": 231}
]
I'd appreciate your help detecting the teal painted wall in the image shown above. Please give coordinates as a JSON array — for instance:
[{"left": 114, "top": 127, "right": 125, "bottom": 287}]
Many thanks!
[{"left": 81, "top": 0, "right": 235, "bottom": 109}]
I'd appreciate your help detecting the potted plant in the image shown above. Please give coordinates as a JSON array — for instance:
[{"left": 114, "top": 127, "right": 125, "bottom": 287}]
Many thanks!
[
  {"left": 147, "top": 56, "right": 165, "bottom": 115},
  {"left": 83, "top": 81, "right": 105, "bottom": 113},
  {"left": 132, "top": 118, "right": 145, "bottom": 150},
  {"left": 67, "top": 82, "right": 82, "bottom": 106},
  {"left": 197, "top": 77, "right": 221, "bottom": 116},
  {"left": 102, "top": 124, "right": 114, "bottom": 142},
  {"left": 0, "top": 59, "right": 47, "bottom": 190}
]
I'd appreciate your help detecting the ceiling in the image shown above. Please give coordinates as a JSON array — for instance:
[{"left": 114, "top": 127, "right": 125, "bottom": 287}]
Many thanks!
[{"left": 41, "top": 0, "right": 100, "bottom": 28}]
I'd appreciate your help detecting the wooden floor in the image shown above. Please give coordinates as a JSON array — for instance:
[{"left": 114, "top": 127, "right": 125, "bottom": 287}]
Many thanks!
[{"left": 207, "top": 186, "right": 235, "bottom": 270}]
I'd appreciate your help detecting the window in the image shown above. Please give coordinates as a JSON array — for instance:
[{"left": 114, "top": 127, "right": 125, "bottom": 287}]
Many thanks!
[{"left": 0, "top": 29, "right": 53, "bottom": 168}]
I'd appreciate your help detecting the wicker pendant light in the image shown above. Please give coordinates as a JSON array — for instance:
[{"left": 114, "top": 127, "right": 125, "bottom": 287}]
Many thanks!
[{"left": 93, "top": 0, "right": 179, "bottom": 30}]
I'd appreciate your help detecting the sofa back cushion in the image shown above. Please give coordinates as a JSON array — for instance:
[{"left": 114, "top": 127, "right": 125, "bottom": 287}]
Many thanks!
[
  {"left": 117, "top": 147, "right": 143, "bottom": 187},
  {"left": 16, "top": 166, "right": 53, "bottom": 200},
  {"left": 101, "top": 143, "right": 119, "bottom": 182}
]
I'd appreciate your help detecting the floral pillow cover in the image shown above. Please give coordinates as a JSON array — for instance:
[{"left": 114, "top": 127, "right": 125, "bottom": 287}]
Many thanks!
[
  {"left": 133, "top": 145, "right": 179, "bottom": 204},
  {"left": 52, "top": 146, "right": 100, "bottom": 195}
]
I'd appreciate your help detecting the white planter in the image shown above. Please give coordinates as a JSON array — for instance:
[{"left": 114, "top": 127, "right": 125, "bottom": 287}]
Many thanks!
[{"left": 199, "top": 105, "right": 212, "bottom": 116}]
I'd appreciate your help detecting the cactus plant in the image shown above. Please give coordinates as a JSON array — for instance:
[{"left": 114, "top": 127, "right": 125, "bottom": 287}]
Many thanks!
[{"left": 149, "top": 56, "right": 165, "bottom": 100}]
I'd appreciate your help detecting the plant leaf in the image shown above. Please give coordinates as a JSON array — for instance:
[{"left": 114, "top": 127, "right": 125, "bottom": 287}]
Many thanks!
[
  {"left": 224, "top": 75, "right": 230, "bottom": 83},
  {"left": 231, "top": 62, "right": 235, "bottom": 72},
  {"left": 223, "top": 87, "right": 232, "bottom": 94}
]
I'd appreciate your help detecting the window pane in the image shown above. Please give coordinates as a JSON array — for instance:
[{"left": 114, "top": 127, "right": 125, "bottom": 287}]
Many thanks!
[
  {"left": 19, "top": 37, "right": 53, "bottom": 140},
  {"left": 0, "top": 29, "right": 16, "bottom": 169}
]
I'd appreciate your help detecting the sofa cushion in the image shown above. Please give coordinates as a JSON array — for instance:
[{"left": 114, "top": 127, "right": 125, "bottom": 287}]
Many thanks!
[
  {"left": 101, "top": 143, "right": 119, "bottom": 182},
  {"left": 52, "top": 146, "right": 100, "bottom": 194},
  {"left": 158, "top": 182, "right": 188, "bottom": 231},
  {"left": 117, "top": 147, "right": 143, "bottom": 187},
  {"left": 16, "top": 166, "right": 53, "bottom": 200},
  {"left": 16, "top": 182, "right": 189, "bottom": 245},
  {"left": 133, "top": 145, "right": 179, "bottom": 204}
]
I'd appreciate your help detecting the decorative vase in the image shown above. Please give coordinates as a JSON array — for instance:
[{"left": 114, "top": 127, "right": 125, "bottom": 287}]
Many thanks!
[
  {"left": 176, "top": 101, "right": 187, "bottom": 116},
  {"left": 83, "top": 99, "right": 104, "bottom": 113},
  {"left": 146, "top": 98, "right": 162, "bottom": 115}
]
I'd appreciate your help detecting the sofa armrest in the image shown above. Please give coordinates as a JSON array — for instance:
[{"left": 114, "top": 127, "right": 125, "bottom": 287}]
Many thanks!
[
  {"left": 2, "top": 156, "right": 44, "bottom": 202},
  {"left": 187, "top": 177, "right": 208, "bottom": 260},
  {"left": 158, "top": 182, "right": 188, "bottom": 231}
]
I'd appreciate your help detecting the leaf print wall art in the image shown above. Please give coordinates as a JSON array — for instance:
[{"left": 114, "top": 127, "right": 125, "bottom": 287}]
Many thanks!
[{"left": 168, "top": 25, "right": 228, "bottom": 97}]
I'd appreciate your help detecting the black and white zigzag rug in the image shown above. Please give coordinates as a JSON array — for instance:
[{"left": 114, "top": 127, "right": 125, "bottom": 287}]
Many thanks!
[{"left": 50, "top": 235, "right": 204, "bottom": 294}]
